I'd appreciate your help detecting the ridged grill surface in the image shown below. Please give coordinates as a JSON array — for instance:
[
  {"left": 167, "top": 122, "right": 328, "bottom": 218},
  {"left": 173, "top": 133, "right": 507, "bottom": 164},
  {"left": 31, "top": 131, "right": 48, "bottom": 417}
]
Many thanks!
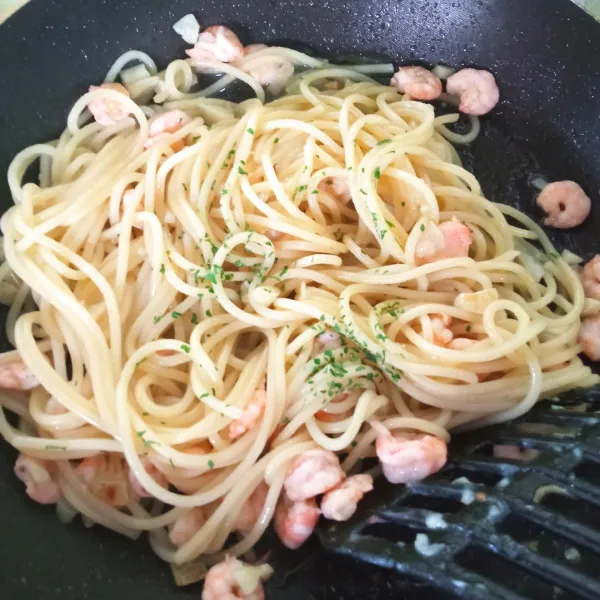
[{"left": 319, "top": 389, "right": 600, "bottom": 599}]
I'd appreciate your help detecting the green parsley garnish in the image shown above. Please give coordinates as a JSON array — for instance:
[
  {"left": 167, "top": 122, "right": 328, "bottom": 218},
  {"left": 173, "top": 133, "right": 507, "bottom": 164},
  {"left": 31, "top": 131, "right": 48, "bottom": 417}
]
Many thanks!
[
  {"left": 180, "top": 344, "right": 191, "bottom": 353},
  {"left": 420, "top": 224, "right": 425, "bottom": 232},
  {"left": 171, "top": 311, "right": 181, "bottom": 319},
  {"left": 377, "top": 138, "right": 392, "bottom": 145},
  {"left": 247, "top": 128, "right": 255, "bottom": 134},
  {"left": 374, "top": 167, "right": 381, "bottom": 180},
  {"left": 208, "top": 459, "right": 215, "bottom": 469}
]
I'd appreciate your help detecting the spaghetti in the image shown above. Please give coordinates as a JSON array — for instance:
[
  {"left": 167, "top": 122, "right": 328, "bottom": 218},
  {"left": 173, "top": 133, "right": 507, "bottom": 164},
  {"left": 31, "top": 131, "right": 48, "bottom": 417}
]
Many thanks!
[{"left": 0, "top": 38, "right": 597, "bottom": 584}]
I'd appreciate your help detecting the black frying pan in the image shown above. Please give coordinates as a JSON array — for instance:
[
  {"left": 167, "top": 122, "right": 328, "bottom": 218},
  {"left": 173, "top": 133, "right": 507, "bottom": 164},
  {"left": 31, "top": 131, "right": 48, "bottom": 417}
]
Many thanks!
[{"left": 1, "top": 1, "right": 599, "bottom": 598}]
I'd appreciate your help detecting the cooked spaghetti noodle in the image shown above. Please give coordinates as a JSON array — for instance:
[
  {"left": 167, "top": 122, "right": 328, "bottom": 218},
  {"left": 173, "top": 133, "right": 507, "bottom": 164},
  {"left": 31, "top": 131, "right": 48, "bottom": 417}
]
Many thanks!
[{"left": 0, "top": 40, "right": 597, "bottom": 584}]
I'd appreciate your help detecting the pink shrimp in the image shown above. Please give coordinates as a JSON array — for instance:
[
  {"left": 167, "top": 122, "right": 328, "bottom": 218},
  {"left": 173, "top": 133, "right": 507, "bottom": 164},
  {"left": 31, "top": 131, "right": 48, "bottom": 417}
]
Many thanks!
[
  {"left": 446, "top": 68, "right": 500, "bottom": 116},
  {"left": 128, "top": 456, "right": 169, "bottom": 498},
  {"left": 244, "top": 44, "right": 268, "bottom": 55},
  {"left": 447, "top": 337, "right": 475, "bottom": 351},
  {"left": 582, "top": 255, "right": 600, "bottom": 299},
  {"left": 168, "top": 506, "right": 206, "bottom": 547},
  {"left": 274, "top": 493, "right": 320, "bottom": 550},
  {"left": 0, "top": 357, "right": 38, "bottom": 390},
  {"left": 315, "top": 393, "right": 351, "bottom": 423},
  {"left": 202, "top": 557, "right": 272, "bottom": 600},
  {"left": 245, "top": 58, "right": 294, "bottom": 95},
  {"left": 88, "top": 82, "right": 131, "bottom": 126},
  {"left": 75, "top": 454, "right": 132, "bottom": 507},
  {"left": 372, "top": 421, "right": 447, "bottom": 484},
  {"left": 229, "top": 389, "right": 267, "bottom": 440},
  {"left": 493, "top": 445, "right": 540, "bottom": 462},
  {"left": 233, "top": 482, "right": 269, "bottom": 534},
  {"left": 283, "top": 448, "right": 345, "bottom": 501},
  {"left": 187, "top": 26, "right": 244, "bottom": 65},
  {"left": 391, "top": 66, "right": 442, "bottom": 101},
  {"left": 536, "top": 181, "right": 591, "bottom": 229},
  {"left": 578, "top": 315, "right": 600, "bottom": 361},
  {"left": 45, "top": 397, "right": 67, "bottom": 414},
  {"left": 14, "top": 454, "right": 61, "bottom": 504},
  {"left": 311, "top": 330, "right": 343, "bottom": 358},
  {"left": 145, "top": 110, "right": 191, "bottom": 150},
  {"left": 264, "top": 229, "right": 285, "bottom": 241},
  {"left": 415, "top": 217, "right": 472, "bottom": 264},
  {"left": 431, "top": 314, "right": 453, "bottom": 346},
  {"left": 320, "top": 474, "right": 373, "bottom": 522},
  {"left": 318, "top": 176, "right": 351, "bottom": 203}
]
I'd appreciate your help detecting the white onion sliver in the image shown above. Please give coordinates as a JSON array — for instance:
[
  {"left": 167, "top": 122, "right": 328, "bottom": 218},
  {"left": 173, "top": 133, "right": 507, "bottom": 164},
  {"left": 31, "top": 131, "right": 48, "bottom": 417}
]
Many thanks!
[
  {"left": 432, "top": 64, "right": 455, "bottom": 80},
  {"left": 234, "top": 564, "right": 274, "bottom": 594},
  {"left": 120, "top": 64, "right": 152, "bottom": 86},
  {"left": 56, "top": 497, "right": 78, "bottom": 524},
  {"left": 173, "top": 14, "right": 201, "bottom": 45}
]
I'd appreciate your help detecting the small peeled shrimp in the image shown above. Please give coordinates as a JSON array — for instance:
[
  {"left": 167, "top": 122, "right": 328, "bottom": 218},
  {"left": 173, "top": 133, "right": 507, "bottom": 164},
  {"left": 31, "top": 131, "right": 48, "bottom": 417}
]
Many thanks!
[
  {"left": 316, "top": 393, "right": 351, "bottom": 423},
  {"left": 583, "top": 255, "right": 600, "bottom": 299},
  {"left": 391, "top": 66, "right": 442, "bottom": 101},
  {"left": 415, "top": 217, "right": 472, "bottom": 264},
  {"left": 145, "top": 109, "right": 191, "bottom": 150},
  {"left": 88, "top": 82, "right": 131, "bottom": 126},
  {"left": 168, "top": 506, "right": 206, "bottom": 547},
  {"left": 578, "top": 315, "right": 600, "bottom": 361},
  {"left": 454, "top": 288, "right": 499, "bottom": 313},
  {"left": 311, "top": 330, "right": 343, "bottom": 358},
  {"left": 14, "top": 454, "right": 61, "bottom": 504},
  {"left": 202, "top": 557, "right": 273, "bottom": 600},
  {"left": 45, "top": 397, "right": 67, "bottom": 414},
  {"left": 75, "top": 454, "right": 132, "bottom": 507},
  {"left": 448, "top": 337, "right": 475, "bottom": 351},
  {"left": 245, "top": 58, "right": 294, "bottom": 96},
  {"left": 493, "top": 445, "right": 540, "bottom": 462},
  {"left": 536, "top": 181, "right": 591, "bottom": 229},
  {"left": 233, "top": 481, "right": 269, "bottom": 534},
  {"left": 446, "top": 68, "right": 500, "bottom": 116},
  {"left": 318, "top": 176, "right": 352, "bottom": 203},
  {"left": 321, "top": 474, "right": 373, "bottom": 522},
  {"left": 187, "top": 25, "right": 244, "bottom": 65},
  {"left": 283, "top": 448, "right": 345, "bottom": 501},
  {"left": 274, "top": 494, "right": 320, "bottom": 550},
  {"left": 244, "top": 44, "right": 268, "bottom": 55},
  {"left": 0, "top": 357, "right": 38, "bottom": 390},
  {"left": 430, "top": 314, "right": 453, "bottom": 346},
  {"left": 372, "top": 421, "right": 447, "bottom": 484},
  {"left": 128, "top": 456, "right": 169, "bottom": 498},
  {"left": 229, "top": 389, "right": 267, "bottom": 440}
]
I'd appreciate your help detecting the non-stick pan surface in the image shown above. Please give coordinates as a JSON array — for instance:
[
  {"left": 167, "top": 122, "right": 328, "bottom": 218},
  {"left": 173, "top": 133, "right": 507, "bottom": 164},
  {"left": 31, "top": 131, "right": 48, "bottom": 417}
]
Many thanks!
[{"left": 1, "top": 1, "right": 599, "bottom": 598}]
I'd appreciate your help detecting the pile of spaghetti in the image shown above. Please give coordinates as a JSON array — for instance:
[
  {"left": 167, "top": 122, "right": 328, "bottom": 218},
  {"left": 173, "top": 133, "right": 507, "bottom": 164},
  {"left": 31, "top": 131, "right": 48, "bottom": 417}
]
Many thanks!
[{"left": 0, "top": 24, "right": 598, "bottom": 586}]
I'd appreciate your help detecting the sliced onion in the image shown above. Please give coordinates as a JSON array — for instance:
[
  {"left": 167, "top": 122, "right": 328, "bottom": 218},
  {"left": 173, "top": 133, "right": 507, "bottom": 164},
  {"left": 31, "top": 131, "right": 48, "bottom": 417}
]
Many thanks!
[
  {"left": 120, "top": 64, "right": 152, "bottom": 86},
  {"left": 515, "top": 240, "right": 546, "bottom": 282},
  {"left": 170, "top": 560, "right": 207, "bottom": 587},
  {"left": 234, "top": 563, "right": 274, "bottom": 595},
  {"left": 82, "top": 515, "right": 95, "bottom": 528},
  {"left": 56, "top": 497, "right": 78, "bottom": 524},
  {"left": 561, "top": 249, "right": 583, "bottom": 265},
  {"left": 432, "top": 64, "right": 455, "bottom": 80},
  {"left": 173, "top": 14, "right": 201, "bottom": 45}
]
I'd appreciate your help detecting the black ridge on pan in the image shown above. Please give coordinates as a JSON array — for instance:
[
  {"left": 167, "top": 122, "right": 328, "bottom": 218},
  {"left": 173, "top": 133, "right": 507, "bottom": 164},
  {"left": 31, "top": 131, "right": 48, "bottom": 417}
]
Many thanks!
[{"left": 0, "top": 0, "right": 599, "bottom": 598}]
